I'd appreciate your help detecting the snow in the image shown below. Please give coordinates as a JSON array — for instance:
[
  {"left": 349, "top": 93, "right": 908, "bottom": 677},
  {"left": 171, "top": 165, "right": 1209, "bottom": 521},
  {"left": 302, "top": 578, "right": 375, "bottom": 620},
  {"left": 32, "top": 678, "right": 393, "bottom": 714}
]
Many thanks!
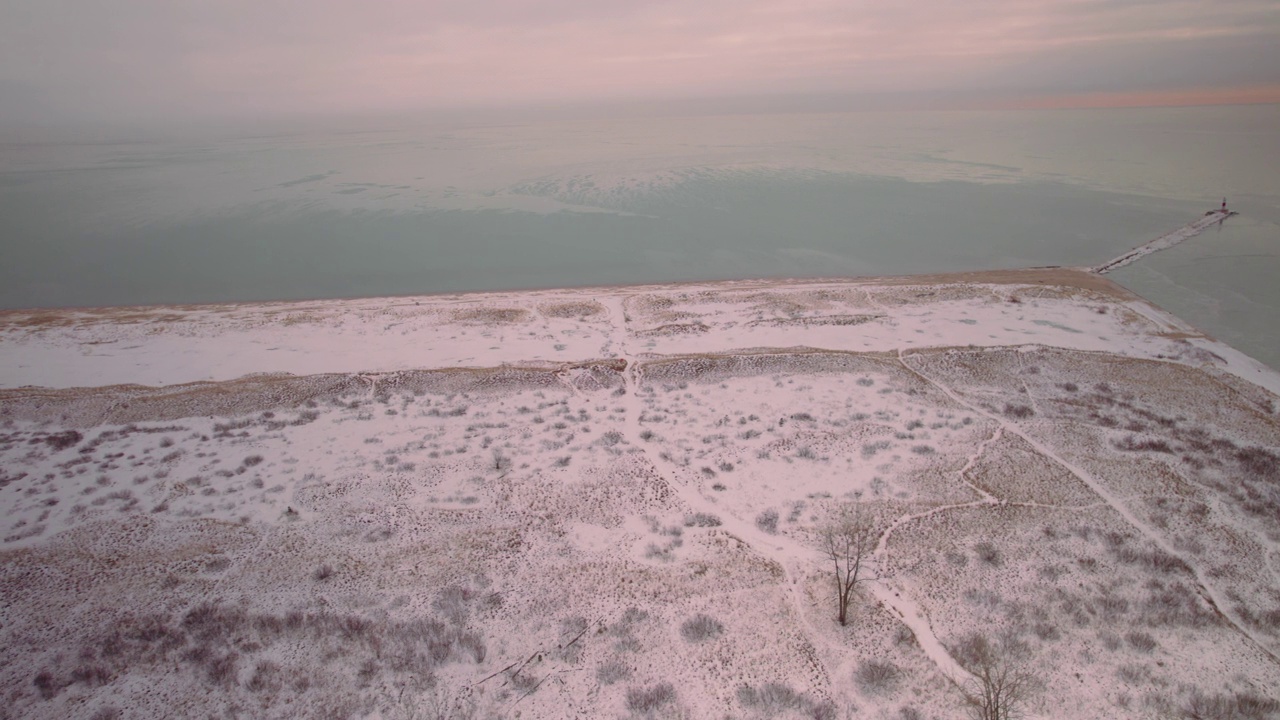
[
  {"left": 0, "top": 271, "right": 1259, "bottom": 392},
  {"left": 2, "top": 269, "right": 1279, "bottom": 719}
]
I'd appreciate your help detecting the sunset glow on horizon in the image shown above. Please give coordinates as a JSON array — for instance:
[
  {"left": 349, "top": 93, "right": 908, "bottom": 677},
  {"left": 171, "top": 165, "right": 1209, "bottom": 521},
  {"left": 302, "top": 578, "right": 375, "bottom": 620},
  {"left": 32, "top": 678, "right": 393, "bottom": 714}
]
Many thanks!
[
  {"left": 1, "top": 0, "right": 1277, "bottom": 125},
  {"left": 991, "top": 85, "right": 1280, "bottom": 112}
]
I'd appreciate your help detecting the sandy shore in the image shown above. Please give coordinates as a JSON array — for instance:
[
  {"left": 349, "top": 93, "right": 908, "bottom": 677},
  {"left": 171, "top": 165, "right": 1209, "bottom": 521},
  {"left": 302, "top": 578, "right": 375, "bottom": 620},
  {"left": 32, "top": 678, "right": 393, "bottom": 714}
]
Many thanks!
[
  {"left": 2, "top": 270, "right": 1279, "bottom": 719},
  {"left": 2, "top": 268, "right": 1271, "bottom": 392}
]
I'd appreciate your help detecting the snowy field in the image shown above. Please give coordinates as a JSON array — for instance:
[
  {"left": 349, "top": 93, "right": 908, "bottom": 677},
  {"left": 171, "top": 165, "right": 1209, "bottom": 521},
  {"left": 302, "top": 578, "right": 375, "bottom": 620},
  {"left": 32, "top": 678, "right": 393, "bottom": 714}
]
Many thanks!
[{"left": 2, "top": 269, "right": 1279, "bottom": 719}]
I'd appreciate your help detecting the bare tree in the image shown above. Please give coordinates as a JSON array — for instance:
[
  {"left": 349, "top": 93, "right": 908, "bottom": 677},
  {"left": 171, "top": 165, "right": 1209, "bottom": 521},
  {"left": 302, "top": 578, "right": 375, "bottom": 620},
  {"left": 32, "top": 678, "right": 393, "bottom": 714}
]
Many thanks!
[
  {"left": 966, "top": 660, "right": 1033, "bottom": 720},
  {"left": 955, "top": 633, "right": 1035, "bottom": 720},
  {"left": 821, "top": 502, "right": 879, "bottom": 626}
]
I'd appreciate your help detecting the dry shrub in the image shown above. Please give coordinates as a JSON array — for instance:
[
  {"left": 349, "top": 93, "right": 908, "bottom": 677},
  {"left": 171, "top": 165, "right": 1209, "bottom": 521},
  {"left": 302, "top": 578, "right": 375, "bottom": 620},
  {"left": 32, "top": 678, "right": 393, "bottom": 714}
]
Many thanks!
[
  {"left": 597, "top": 660, "right": 631, "bottom": 685},
  {"left": 756, "top": 509, "right": 779, "bottom": 534},
  {"left": 856, "top": 660, "right": 900, "bottom": 694},
  {"left": 680, "top": 614, "right": 724, "bottom": 643},
  {"left": 683, "top": 512, "right": 722, "bottom": 527},
  {"left": 1125, "top": 631, "right": 1157, "bottom": 653},
  {"left": 25, "top": 601, "right": 487, "bottom": 706},
  {"left": 1002, "top": 404, "right": 1034, "bottom": 419},
  {"left": 540, "top": 301, "right": 602, "bottom": 318},
  {"left": 1183, "top": 690, "right": 1280, "bottom": 720},
  {"left": 454, "top": 307, "right": 529, "bottom": 324},
  {"left": 626, "top": 683, "right": 676, "bottom": 715},
  {"left": 975, "top": 543, "right": 1002, "bottom": 567},
  {"left": 738, "top": 682, "right": 807, "bottom": 712}
]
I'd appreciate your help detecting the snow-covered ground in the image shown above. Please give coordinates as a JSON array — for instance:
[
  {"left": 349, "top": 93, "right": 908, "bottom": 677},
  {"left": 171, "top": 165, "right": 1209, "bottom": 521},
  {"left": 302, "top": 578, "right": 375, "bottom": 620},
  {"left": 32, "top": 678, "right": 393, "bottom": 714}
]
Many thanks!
[{"left": 2, "top": 269, "right": 1279, "bottom": 719}]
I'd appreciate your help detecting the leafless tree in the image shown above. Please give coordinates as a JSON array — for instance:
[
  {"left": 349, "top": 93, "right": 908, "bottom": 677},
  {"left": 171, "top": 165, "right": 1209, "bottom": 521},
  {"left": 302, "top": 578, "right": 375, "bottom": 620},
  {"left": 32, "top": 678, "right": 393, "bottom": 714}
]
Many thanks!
[
  {"left": 955, "top": 633, "right": 1035, "bottom": 720},
  {"left": 821, "top": 502, "right": 880, "bottom": 626},
  {"left": 966, "top": 660, "right": 1033, "bottom": 720}
]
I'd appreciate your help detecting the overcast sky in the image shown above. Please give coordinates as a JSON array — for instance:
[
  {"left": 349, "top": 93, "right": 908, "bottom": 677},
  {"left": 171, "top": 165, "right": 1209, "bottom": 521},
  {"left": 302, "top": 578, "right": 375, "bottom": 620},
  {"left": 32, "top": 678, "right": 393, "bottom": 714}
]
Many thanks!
[{"left": 2, "top": 0, "right": 1278, "bottom": 125}]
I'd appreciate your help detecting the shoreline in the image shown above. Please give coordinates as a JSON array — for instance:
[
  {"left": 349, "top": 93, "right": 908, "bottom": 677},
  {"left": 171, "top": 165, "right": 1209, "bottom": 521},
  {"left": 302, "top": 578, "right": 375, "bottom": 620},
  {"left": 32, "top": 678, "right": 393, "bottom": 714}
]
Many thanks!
[
  {"left": 0, "top": 266, "right": 1135, "bottom": 319},
  {"left": 4, "top": 265, "right": 1277, "bottom": 421},
  {"left": 0, "top": 267, "right": 1206, "bottom": 387}
]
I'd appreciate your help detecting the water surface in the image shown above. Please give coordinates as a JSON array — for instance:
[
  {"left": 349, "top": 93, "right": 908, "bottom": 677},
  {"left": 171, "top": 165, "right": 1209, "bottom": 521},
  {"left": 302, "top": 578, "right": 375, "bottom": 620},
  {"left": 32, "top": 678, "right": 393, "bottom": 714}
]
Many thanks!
[{"left": 2, "top": 105, "right": 1277, "bottom": 366}]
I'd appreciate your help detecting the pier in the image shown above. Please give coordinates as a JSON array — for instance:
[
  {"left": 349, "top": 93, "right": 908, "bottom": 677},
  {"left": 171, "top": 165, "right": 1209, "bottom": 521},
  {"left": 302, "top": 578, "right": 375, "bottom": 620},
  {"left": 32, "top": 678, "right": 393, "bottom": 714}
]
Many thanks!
[{"left": 1094, "top": 206, "right": 1236, "bottom": 274}]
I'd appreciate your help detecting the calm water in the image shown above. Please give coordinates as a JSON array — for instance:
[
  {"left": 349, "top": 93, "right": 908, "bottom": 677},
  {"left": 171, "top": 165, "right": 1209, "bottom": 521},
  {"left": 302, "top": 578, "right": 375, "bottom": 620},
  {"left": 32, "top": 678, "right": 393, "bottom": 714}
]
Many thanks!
[{"left": 2, "top": 105, "right": 1278, "bottom": 367}]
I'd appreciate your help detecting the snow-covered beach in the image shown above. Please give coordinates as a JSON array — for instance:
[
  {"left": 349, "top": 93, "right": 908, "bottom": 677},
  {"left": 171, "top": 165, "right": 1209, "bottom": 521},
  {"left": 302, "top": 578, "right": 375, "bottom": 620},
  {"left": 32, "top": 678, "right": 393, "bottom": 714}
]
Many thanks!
[{"left": 3, "top": 269, "right": 1279, "bottom": 718}]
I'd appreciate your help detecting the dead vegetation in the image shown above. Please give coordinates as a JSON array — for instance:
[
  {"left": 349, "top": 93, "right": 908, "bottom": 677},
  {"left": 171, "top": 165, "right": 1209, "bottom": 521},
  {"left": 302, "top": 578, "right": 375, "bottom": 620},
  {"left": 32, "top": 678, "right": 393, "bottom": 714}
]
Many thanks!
[{"left": 18, "top": 593, "right": 488, "bottom": 716}]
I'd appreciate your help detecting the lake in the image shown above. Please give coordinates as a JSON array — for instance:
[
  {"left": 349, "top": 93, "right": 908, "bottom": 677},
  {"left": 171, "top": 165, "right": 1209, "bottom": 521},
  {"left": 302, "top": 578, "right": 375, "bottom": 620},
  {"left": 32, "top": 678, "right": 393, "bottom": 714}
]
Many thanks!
[{"left": 2, "top": 104, "right": 1277, "bottom": 367}]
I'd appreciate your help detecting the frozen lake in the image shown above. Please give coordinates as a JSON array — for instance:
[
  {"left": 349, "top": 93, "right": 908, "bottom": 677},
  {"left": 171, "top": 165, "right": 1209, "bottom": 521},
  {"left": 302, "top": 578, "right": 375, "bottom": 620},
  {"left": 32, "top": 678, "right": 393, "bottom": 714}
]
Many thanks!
[{"left": 1, "top": 104, "right": 1277, "bottom": 367}]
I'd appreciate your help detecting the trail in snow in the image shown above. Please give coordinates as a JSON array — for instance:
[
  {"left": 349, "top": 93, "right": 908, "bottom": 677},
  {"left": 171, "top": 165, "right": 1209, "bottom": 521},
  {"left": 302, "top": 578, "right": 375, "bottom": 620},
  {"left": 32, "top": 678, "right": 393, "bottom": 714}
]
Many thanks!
[
  {"left": 598, "top": 293, "right": 982, "bottom": 695},
  {"left": 865, "top": 426, "right": 1011, "bottom": 686},
  {"left": 1094, "top": 210, "right": 1234, "bottom": 274},
  {"left": 866, "top": 416, "right": 1113, "bottom": 686},
  {"left": 897, "top": 348, "right": 1280, "bottom": 667},
  {"left": 600, "top": 294, "right": 849, "bottom": 694}
]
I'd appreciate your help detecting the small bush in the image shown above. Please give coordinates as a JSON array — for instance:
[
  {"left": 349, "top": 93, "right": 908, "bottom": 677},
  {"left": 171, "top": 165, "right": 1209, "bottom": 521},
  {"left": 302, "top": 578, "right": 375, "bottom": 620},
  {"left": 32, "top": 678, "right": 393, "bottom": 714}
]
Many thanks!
[
  {"left": 975, "top": 542, "right": 1001, "bottom": 566},
  {"left": 1183, "top": 691, "right": 1280, "bottom": 720},
  {"left": 739, "top": 682, "right": 805, "bottom": 712},
  {"left": 1126, "top": 631, "right": 1157, "bottom": 653},
  {"left": 1032, "top": 622, "right": 1060, "bottom": 641},
  {"left": 680, "top": 614, "right": 724, "bottom": 643},
  {"left": 856, "top": 660, "right": 900, "bottom": 694},
  {"left": 644, "top": 543, "right": 674, "bottom": 562},
  {"left": 1003, "top": 403, "right": 1034, "bottom": 419},
  {"left": 626, "top": 683, "right": 676, "bottom": 714},
  {"left": 41, "top": 430, "right": 84, "bottom": 451},
  {"left": 952, "top": 633, "right": 995, "bottom": 670},
  {"left": 684, "top": 512, "right": 722, "bottom": 527},
  {"left": 1113, "top": 436, "right": 1174, "bottom": 454},
  {"left": 206, "top": 652, "right": 240, "bottom": 688},
  {"left": 597, "top": 660, "right": 631, "bottom": 685},
  {"left": 1098, "top": 595, "right": 1129, "bottom": 618},
  {"left": 247, "top": 660, "right": 283, "bottom": 693},
  {"left": 862, "top": 440, "right": 892, "bottom": 458},
  {"left": 433, "top": 586, "right": 473, "bottom": 624},
  {"left": 33, "top": 670, "right": 59, "bottom": 700},
  {"left": 1111, "top": 545, "right": 1190, "bottom": 574},
  {"left": 1100, "top": 632, "right": 1122, "bottom": 651},
  {"left": 1138, "top": 582, "right": 1218, "bottom": 628},
  {"left": 756, "top": 509, "right": 779, "bottom": 534}
]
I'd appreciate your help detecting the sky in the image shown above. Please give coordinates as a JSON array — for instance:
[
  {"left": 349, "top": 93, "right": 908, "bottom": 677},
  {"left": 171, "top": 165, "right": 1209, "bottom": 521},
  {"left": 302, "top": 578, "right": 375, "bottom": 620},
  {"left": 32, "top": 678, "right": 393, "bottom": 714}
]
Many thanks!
[{"left": 1, "top": 0, "right": 1278, "bottom": 126}]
